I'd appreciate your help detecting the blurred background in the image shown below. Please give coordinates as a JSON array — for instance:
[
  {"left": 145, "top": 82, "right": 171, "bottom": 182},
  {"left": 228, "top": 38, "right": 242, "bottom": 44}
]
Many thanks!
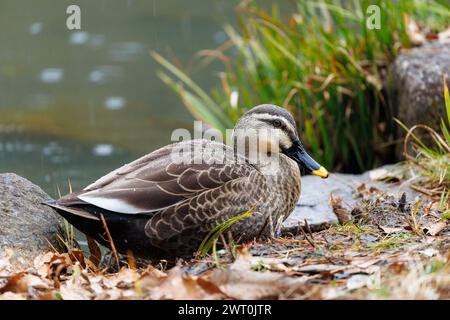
[{"left": 0, "top": 0, "right": 238, "bottom": 196}]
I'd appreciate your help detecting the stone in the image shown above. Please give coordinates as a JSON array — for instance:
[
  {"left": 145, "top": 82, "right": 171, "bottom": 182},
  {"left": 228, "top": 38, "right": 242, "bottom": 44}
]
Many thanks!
[
  {"left": 387, "top": 42, "right": 450, "bottom": 157},
  {"left": 281, "top": 164, "right": 420, "bottom": 235},
  {"left": 0, "top": 173, "right": 63, "bottom": 268}
]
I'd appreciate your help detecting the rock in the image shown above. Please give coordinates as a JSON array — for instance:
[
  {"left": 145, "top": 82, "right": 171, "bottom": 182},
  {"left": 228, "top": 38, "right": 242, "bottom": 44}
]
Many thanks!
[
  {"left": 281, "top": 164, "right": 420, "bottom": 235},
  {"left": 387, "top": 42, "right": 450, "bottom": 157},
  {"left": 0, "top": 173, "right": 63, "bottom": 268}
]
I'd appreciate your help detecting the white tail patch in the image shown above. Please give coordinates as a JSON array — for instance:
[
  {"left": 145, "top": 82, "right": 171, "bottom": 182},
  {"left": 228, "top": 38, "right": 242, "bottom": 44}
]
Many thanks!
[{"left": 78, "top": 193, "right": 144, "bottom": 214}]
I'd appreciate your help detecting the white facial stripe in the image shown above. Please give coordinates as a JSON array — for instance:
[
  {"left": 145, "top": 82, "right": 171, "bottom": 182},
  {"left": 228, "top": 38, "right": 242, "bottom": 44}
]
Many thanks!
[
  {"left": 253, "top": 113, "right": 295, "bottom": 132},
  {"left": 253, "top": 113, "right": 296, "bottom": 148}
]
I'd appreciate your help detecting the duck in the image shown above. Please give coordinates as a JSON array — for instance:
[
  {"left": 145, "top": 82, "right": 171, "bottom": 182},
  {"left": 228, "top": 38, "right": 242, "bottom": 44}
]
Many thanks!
[{"left": 45, "top": 104, "right": 328, "bottom": 259}]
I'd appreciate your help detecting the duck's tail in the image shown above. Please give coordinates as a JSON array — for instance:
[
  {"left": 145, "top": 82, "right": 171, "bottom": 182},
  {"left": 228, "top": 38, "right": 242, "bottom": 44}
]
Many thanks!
[
  {"left": 42, "top": 197, "right": 106, "bottom": 245},
  {"left": 44, "top": 199, "right": 100, "bottom": 221}
]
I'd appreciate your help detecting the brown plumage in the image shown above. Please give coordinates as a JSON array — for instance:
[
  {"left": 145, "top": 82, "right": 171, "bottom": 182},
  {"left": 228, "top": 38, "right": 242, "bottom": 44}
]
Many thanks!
[{"left": 45, "top": 104, "right": 328, "bottom": 259}]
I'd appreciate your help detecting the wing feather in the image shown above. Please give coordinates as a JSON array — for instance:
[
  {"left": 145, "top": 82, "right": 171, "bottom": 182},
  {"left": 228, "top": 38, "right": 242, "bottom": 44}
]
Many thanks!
[
  {"left": 75, "top": 140, "right": 257, "bottom": 214},
  {"left": 144, "top": 171, "right": 268, "bottom": 248}
]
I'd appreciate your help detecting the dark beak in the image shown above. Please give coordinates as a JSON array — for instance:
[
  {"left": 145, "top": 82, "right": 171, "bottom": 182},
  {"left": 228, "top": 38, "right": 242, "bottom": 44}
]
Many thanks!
[{"left": 283, "top": 141, "right": 329, "bottom": 178}]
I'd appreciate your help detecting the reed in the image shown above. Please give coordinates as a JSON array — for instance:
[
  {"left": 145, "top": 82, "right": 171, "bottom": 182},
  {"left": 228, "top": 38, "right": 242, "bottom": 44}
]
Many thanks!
[
  {"left": 397, "top": 81, "right": 450, "bottom": 218},
  {"left": 154, "top": 0, "right": 450, "bottom": 172}
]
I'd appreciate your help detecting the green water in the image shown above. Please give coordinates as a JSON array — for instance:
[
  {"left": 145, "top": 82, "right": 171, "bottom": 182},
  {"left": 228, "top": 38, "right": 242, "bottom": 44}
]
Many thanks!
[{"left": 0, "top": 0, "right": 237, "bottom": 197}]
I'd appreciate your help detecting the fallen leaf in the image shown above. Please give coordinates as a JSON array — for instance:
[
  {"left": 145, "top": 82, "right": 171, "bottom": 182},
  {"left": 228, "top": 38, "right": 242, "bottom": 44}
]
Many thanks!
[
  {"left": 379, "top": 226, "right": 404, "bottom": 234},
  {"left": 34, "top": 252, "right": 54, "bottom": 278},
  {"left": 329, "top": 195, "right": 351, "bottom": 224},
  {"left": 86, "top": 236, "right": 102, "bottom": 267},
  {"left": 404, "top": 15, "right": 426, "bottom": 45},
  {"left": 47, "top": 252, "right": 74, "bottom": 282},
  {"left": 423, "top": 221, "right": 448, "bottom": 236},
  {"left": 0, "top": 292, "right": 26, "bottom": 300},
  {"left": 0, "top": 272, "right": 50, "bottom": 296},
  {"left": 388, "top": 262, "right": 408, "bottom": 274},
  {"left": 211, "top": 267, "right": 308, "bottom": 299},
  {"left": 148, "top": 266, "right": 224, "bottom": 300},
  {"left": 0, "top": 272, "right": 28, "bottom": 294},
  {"left": 58, "top": 285, "right": 91, "bottom": 300},
  {"left": 295, "top": 264, "right": 347, "bottom": 274},
  {"left": 369, "top": 167, "right": 403, "bottom": 182}
]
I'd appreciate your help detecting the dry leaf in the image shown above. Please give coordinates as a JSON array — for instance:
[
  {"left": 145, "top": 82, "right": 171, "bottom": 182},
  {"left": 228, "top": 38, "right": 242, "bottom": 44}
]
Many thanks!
[
  {"left": 58, "top": 285, "right": 91, "bottom": 300},
  {"left": 0, "top": 272, "right": 50, "bottom": 296},
  {"left": 149, "top": 266, "right": 224, "bottom": 300},
  {"left": 211, "top": 267, "right": 308, "bottom": 299},
  {"left": 423, "top": 221, "right": 448, "bottom": 236},
  {"left": 34, "top": 252, "right": 54, "bottom": 278},
  {"left": 209, "top": 254, "right": 309, "bottom": 299},
  {"left": 379, "top": 226, "right": 404, "bottom": 234},
  {"left": 0, "top": 292, "right": 26, "bottom": 300},
  {"left": 369, "top": 167, "right": 403, "bottom": 182},
  {"left": 388, "top": 262, "right": 408, "bottom": 274},
  {"left": 404, "top": 15, "right": 426, "bottom": 45},
  {"left": 86, "top": 236, "right": 102, "bottom": 267},
  {"left": 329, "top": 195, "right": 351, "bottom": 224}
]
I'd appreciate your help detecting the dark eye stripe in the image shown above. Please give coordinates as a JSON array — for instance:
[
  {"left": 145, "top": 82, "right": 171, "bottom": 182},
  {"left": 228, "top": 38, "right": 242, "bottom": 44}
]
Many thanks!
[
  {"left": 260, "top": 118, "right": 298, "bottom": 143},
  {"left": 260, "top": 119, "right": 292, "bottom": 138},
  {"left": 260, "top": 118, "right": 284, "bottom": 129}
]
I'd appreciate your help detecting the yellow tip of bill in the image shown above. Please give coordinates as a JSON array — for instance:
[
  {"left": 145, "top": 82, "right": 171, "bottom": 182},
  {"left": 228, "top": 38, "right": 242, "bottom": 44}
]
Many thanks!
[{"left": 311, "top": 166, "right": 329, "bottom": 179}]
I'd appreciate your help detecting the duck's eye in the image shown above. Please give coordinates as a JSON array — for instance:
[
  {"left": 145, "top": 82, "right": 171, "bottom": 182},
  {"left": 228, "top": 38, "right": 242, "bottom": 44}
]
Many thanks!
[{"left": 273, "top": 120, "right": 282, "bottom": 128}]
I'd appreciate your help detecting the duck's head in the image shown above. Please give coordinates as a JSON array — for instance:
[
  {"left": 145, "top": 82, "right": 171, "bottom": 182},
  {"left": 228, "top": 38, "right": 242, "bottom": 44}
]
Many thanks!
[{"left": 233, "top": 104, "right": 329, "bottom": 178}]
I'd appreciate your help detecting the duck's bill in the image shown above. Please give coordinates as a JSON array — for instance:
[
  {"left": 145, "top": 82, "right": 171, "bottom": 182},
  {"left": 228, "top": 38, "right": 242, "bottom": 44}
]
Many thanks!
[{"left": 283, "top": 142, "right": 329, "bottom": 179}]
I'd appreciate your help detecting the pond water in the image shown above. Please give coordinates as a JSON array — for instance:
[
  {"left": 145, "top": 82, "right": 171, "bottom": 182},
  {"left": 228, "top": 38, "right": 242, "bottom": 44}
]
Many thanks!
[{"left": 0, "top": 0, "right": 237, "bottom": 197}]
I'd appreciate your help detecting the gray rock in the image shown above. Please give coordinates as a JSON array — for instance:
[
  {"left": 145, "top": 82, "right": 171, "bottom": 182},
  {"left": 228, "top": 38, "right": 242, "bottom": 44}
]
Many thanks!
[
  {"left": 282, "top": 164, "right": 420, "bottom": 235},
  {"left": 0, "top": 173, "right": 63, "bottom": 268},
  {"left": 387, "top": 42, "right": 450, "bottom": 157}
]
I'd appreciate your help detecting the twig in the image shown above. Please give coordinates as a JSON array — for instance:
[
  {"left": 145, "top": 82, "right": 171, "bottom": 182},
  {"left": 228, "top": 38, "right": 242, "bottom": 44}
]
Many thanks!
[
  {"left": 45, "top": 237, "right": 60, "bottom": 254},
  {"left": 410, "top": 184, "right": 435, "bottom": 197},
  {"left": 100, "top": 214, "right": 120, "bottom": 270},
  {"left": 299, "top": 223, "right": 316, "bottom": 248},
  {"left": 56, "top": 233, "right": 73, "bottom": 252},
  {"left": 304, "top": 219, "right": 315, "bottom": 240}
]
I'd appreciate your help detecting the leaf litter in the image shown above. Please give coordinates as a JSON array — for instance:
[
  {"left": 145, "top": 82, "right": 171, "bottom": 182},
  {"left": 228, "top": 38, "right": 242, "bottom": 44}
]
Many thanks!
[{"left": 0, "top": 179, "right": 449, "bottom": 300}]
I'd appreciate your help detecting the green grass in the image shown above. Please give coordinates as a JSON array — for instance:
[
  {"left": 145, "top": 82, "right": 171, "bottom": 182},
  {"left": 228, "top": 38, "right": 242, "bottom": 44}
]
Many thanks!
[
  {"left": 396, "top": 81, "right": 450, "bottom": 203},
  {"left": 333, "top": 222, "right": 377, "bottom": 235},
  {"left": 196, "top": 208, "right": 255, "bottom": 257},
  {"left": 154, "top": 0, "right": 450, "bottom": 172},
  {"left": 368, "top": 232, "right": 413, "bottom": 250}
]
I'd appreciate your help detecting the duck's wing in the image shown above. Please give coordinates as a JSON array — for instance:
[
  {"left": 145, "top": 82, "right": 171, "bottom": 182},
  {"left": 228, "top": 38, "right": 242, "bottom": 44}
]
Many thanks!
[
  {"left": 65, "top": 140, "right": 257, "bottom": 214},
  {"left": 144, "top": 169, "right": 268, "bottom": 249}
]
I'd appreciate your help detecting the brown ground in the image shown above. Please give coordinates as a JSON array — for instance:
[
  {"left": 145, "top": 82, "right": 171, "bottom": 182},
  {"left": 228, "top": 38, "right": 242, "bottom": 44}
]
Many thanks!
[{"left": 0, "top": 184, "right": 449, "bottom": 300}]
